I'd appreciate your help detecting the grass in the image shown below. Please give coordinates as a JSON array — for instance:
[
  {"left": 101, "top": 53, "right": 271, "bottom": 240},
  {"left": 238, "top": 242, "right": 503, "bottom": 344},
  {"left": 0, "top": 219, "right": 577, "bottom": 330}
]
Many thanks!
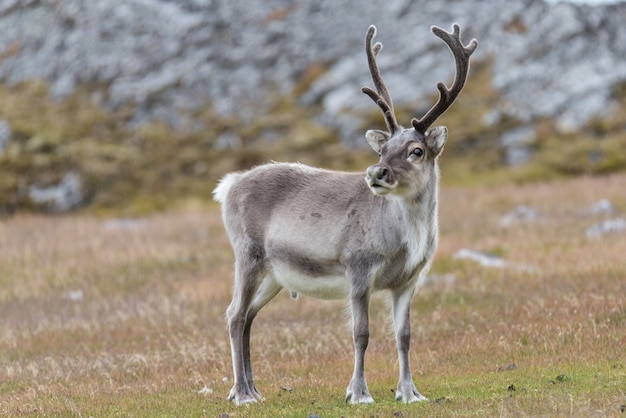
[{"left": 1, "top": 173, "right": 625, "bottom": 416}]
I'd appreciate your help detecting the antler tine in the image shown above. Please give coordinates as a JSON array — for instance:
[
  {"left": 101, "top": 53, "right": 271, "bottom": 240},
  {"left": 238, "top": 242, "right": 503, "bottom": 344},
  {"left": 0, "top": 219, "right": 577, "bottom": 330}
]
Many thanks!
[
  {"left": 412, "top": 23, "right": 478, "bottom": 134},
  {"left": 361, "top": 25, "right": 400, "bottom": 135}
]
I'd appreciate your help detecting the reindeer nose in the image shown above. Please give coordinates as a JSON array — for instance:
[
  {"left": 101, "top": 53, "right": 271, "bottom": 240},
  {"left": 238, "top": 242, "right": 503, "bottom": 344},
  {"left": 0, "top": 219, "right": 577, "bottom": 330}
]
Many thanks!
[{"left": 367, "top": 165, "right": 392, "bottom": 183}]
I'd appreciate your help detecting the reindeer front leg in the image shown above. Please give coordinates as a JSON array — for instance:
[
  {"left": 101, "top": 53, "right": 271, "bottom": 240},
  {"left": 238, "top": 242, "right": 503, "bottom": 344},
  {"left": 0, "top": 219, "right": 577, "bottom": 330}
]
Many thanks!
[
  {"left": 345, "top": 285, "right": 374, "bottom": 404},
  {"left": 392, "top": 285, "right": 427, "bottom": 402}
]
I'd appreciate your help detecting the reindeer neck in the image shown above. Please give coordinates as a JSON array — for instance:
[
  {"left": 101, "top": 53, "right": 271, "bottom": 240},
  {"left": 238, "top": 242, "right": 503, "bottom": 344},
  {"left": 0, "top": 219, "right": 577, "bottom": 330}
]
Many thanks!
[{"left": 392, "top": 166, "right": 439, "bottom": 224}]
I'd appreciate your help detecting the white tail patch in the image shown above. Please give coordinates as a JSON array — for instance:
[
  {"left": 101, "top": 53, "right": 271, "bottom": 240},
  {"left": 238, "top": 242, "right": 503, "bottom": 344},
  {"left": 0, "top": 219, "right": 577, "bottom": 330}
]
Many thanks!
[{"left": 213, "top": 172, "right": 242, "bottom": 203}]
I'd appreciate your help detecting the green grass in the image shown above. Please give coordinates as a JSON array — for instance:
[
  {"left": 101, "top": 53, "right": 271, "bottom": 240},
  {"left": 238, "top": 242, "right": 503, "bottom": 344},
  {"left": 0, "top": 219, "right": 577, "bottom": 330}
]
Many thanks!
[{"left": 5, "top": 350, "right": 623, "bottom": 417}]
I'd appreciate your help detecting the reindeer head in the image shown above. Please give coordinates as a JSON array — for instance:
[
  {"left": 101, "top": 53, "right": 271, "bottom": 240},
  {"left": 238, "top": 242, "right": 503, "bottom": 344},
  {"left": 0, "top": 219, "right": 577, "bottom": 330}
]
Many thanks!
[{"left": 363, "top": 24, "right": 478, "bottom": 197}]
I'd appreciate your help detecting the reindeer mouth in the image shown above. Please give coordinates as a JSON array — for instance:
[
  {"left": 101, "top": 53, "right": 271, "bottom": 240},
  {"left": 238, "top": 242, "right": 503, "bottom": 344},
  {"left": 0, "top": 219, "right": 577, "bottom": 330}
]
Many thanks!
[
  {"left": 371, "top": 185, "right": 391, "bottom": 195},
  {"left": 365, "top": 176, "right": 394, "bottom": 195}
]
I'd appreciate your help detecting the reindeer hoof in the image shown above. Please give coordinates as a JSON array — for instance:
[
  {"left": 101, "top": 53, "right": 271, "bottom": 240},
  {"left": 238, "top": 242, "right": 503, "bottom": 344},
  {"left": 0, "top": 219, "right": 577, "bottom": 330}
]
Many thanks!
[
  {"left": 228, "top": 385, "right": 258, "bottom": 406},
  {"left": 346, "top": 381, "right": 375, "bottom": 404},
  {"left": 395, "top": 387, "right": 428, "bottom": 403},
  {"left": 346, "top": 391, "right": 375, "bottom": 404},
  {"left": 251, "top": 385, "right": 264, "bottom": 401}
]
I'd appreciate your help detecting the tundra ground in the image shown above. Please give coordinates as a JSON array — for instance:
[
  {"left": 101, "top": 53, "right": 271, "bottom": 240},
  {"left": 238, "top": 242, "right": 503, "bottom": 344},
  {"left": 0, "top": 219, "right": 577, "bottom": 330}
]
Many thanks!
[{"left": 1, "top": 173, "right": 625, "bottom": 417}]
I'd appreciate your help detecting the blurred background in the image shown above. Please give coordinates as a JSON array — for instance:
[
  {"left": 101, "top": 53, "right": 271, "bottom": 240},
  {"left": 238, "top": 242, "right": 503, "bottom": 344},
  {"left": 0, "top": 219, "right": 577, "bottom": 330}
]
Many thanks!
[{"left": 0, "top": 0, "right": 625, "bottom": 216}]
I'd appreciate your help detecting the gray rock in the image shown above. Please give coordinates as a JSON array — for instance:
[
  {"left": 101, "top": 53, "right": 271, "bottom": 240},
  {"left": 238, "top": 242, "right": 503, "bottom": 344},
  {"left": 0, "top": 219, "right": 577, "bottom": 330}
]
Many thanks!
[
  {"left": 28, "top": 172, "right": 84, "bottom": 213},
  {"left": 500, "top": 126, "right": 536, "bottom": 166},
  {"left": 453, "top": 248, "right": 537, "bottom": 272},
  {"left": 197, "top": 385, "right": 213, "bottom": 395},
  {"left": 0, "top": 0, "right": 624, "bottom": 144},
  {"left": 102, "top": 218, "right": 145, "bottom": 231},
  {"left": 500, "top": 205, "right": 542, "bottom": 227},
  {"left": 65, "top": 289, "right": 84, "bottom": 302},
  {"left": 585, "top": 218, "right": 626, "bottom": 238},
  {"left": 0, "top": 120, "right": 10, "bottom": 155},
  {"left": 420, "top": 273, "right": 456, "bottom": 286},
  {"left": 585, "top": 199, "right": 618, "bottom": 216},
  {"left": 490, "top": 2, "right": 626, "bottom": 131},
  {"left": 214, "top": 131, "right": 243, "bottom": 151},
  {"left": 453, "top": 248, "right": 508, "bottom": 269}
]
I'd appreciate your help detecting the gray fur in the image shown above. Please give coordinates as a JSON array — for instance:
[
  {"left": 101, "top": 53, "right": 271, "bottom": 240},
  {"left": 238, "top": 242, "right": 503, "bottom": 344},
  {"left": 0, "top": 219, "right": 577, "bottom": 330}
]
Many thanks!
[{"left": 213, "top": 23, "right": 476, "bottom": 405}]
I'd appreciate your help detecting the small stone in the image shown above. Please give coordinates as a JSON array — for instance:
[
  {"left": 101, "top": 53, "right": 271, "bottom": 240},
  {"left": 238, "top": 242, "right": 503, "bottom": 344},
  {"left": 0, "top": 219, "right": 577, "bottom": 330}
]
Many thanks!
[
  {"left": 454, "top": 248, "right": 507, "bottom": 269},
  {"left": 0, "top": 120, "right": 10, "bottom": 155},
  {"left": 28, "top": 172, "right": 84, "bottom": 213},
  {"left": 66, "top": 290, "right": 84, "bottom": 302},
  {"left": 500, "top": 205, "right": 541, "bottom": 227},
  {"left": 198, "top": 386, "right": 213, "bottom": 395},
  {"left": 500, "top": 126, "right": 536, "bottom": 167},
  {"left": 585, "top": 199, "right": 618, "bottom": 216},
  {"left": 585, "top": 218, "right": 626, "bottom": 238},
  {"left": 498, "top": 363, "right": 517, "bottom": 372}
]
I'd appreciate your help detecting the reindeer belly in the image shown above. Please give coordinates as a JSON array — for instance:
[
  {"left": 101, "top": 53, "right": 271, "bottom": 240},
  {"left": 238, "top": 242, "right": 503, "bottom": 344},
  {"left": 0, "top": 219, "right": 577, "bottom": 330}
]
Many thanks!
[
  {"left": 267, "top": 247, "right": 349, "bottom": 300},
  {"left": 271, "top": 262, "right": 349, "bottom": 300},
  {"left": 264, "top": 222, "right": 350, "bottom": 299}
]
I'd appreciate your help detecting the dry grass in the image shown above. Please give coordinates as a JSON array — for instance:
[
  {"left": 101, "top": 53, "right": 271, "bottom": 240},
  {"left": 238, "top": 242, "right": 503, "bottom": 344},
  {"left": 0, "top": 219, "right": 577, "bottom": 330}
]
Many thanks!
[{"left": 1, "top": 174, "right": 625, "bottom": 417}]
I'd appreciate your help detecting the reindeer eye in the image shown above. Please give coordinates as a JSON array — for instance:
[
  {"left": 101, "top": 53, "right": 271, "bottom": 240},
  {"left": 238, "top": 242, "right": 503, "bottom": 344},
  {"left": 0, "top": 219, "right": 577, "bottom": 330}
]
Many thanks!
[{"left": 411, "top": 148, "right": 424, "bottom": 158}]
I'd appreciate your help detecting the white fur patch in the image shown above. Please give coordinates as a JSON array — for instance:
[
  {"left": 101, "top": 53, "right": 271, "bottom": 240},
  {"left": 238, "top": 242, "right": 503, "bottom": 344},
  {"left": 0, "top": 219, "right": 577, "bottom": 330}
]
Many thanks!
[
  {"left": 213, "top": 172, "right": 242, "bottom": 203},
  {"left": 269, "top": 261, "right": 349, "bottom": 300}
]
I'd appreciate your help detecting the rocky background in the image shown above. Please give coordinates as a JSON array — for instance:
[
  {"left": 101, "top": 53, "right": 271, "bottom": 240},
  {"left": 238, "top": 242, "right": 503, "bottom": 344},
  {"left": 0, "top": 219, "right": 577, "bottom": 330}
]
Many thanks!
[{"left": 0, "top": 0, "right": 625, "bottom": 214}]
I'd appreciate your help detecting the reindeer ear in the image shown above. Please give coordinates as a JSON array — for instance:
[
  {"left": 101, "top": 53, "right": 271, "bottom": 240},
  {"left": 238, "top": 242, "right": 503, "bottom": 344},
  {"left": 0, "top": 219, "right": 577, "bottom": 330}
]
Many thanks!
[
  {"left": 425, "top": 126, "right": 447, "bottom": 157},
  {"left": 365, "top": 130, "right": 390, "bottom": 154}
]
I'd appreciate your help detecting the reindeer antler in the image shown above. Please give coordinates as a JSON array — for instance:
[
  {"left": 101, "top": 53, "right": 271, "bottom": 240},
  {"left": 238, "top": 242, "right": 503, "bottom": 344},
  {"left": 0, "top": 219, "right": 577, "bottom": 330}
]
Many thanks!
[
  {"left": 361, "top": 25, "right": 401, "bottom": 135},
  {"left": 412, "top": 24, "right": 478, "bottom": 134}
]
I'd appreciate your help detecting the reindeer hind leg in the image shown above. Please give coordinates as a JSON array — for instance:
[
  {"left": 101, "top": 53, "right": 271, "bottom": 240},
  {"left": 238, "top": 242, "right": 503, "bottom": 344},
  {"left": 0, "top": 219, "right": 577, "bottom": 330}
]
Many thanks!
[
  {"left": 242, "top": 274, "right": 282, "bottom": 400},
  {"left": 226, "top": 248, "right": 266, "bottom": 405}
]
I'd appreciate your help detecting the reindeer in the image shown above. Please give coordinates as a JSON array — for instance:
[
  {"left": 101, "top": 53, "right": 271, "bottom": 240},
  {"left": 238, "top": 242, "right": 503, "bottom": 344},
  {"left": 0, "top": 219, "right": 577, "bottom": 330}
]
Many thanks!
[{"left": 213, "top": 23, "right": 477, "bottom": 405}]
